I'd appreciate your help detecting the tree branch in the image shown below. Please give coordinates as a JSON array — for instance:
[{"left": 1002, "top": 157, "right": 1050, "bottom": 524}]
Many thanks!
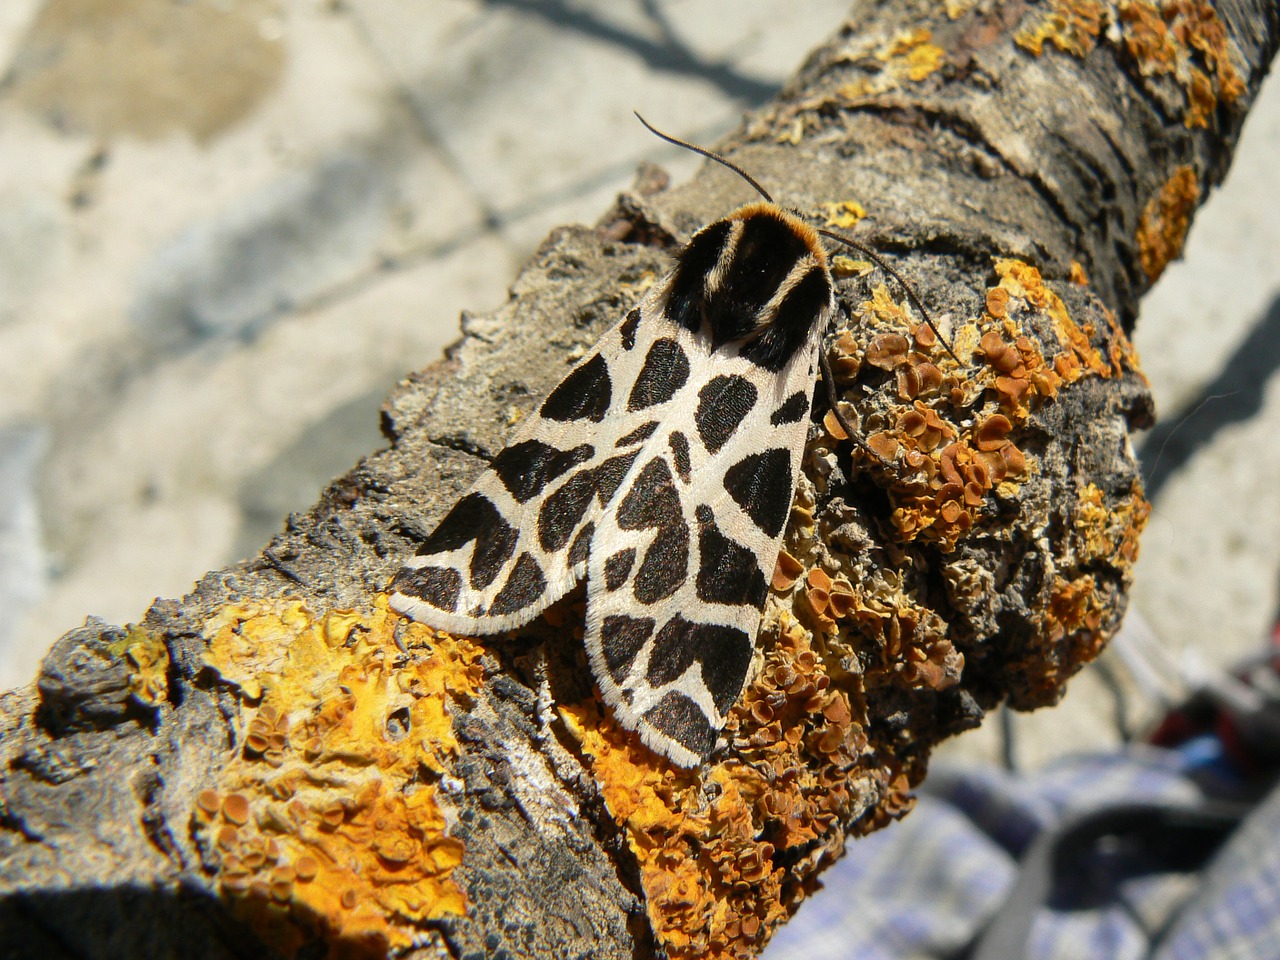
[{"left": 2, "top": 1, "right": 1276, "bottom": 958}]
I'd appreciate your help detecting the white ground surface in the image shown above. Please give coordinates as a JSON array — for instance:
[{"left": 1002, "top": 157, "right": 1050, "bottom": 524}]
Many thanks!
[{"left": 0, "top": 0, "right": 1277, "bottom": 774}]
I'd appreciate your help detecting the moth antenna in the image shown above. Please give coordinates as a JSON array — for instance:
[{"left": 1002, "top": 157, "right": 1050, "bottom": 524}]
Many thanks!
[
  {"left": 634, "top": 111, "right": 774, "bottom": 204},
  {"left": 818, "top": 349, "right": 885, "bottom": 464},
  {"left": 819, "top": 228, "right": 963, "bottom": 367}
]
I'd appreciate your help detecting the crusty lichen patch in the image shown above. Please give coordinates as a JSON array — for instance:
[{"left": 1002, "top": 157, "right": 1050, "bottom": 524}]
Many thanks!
[
  {"left": 560, "top": 607, "right": 916, "bottom": 960},
  {"left": 1015, "top": 0, "right": 1106, "bottom": 57},
  {"left": 821, "top": 258, "right": 1135, "bottom": 556},
  {"left": 766, "top": 26, "right": 948, "bottom": 142},
  {"left": 1118, "top": 0, "right": 1244, "bottom": 127},
  {"left": 116, "top": 624, "right": 170, "bottom": 707},
  {"left": 1016, "top": 0, "right": 1244, "bottom": 129},
  {"left": 819, "top": 199, "right": 867, "bottom": 229},
  {"left": 815, "top": 262, "right": 1147, "bottom": 714},
  {"left": 839, "top": 26, "right": 947, "bottom": 95},
  {"left": 1009, "top": 476, "right": 1150, "bottom": 706},
  {"left": 197, "top": 595, "right": 482, "bottom": 956},
  {"left": 1137, "top": 165, "right": 1200, "bottom": 281}
]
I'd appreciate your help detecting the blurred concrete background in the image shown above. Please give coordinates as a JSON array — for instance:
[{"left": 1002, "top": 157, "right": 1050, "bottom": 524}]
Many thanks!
[{"left": 0, "top": 0, "right": 1277, "bottom": 774}]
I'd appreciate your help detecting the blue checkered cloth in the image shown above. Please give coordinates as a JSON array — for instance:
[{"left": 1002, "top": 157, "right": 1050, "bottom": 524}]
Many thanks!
[{"left": 765, "top": 743, "right": 1280, "bottom": 960}]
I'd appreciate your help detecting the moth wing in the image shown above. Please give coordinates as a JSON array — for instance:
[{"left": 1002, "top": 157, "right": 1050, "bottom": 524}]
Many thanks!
[
  {"left": 389, "top": 300, "right": 664, "bottom": 635},
  {"left": 395, "top": 200, "right": 835, "bottom": 767},
  {"left": 583, "top": 321, "right": 822, "bottom": 767}
]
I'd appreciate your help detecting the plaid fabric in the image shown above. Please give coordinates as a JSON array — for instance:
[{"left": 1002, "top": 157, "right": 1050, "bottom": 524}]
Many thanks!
[
  {"left": 765, "top": 745, "right": 1279, "bottom": 960},
  {"left": 1157, "top": 785, "right": 1280, "bottom": 960}
]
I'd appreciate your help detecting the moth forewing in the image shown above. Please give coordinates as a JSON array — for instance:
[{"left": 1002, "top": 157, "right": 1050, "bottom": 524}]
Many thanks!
[
  {"left": 584, "top": 290, "right": 830, "bottom": 765},
  {"left": 391, "top": 202, "right": 835, "bottom": 767},
  {"left": 390, "top": 305, "right": 649, "bottom": 635}
]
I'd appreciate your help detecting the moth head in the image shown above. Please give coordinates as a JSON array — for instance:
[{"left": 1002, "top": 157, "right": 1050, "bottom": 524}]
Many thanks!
[{"left": 635, "top": 112, "right": 960, "bottom": 367}]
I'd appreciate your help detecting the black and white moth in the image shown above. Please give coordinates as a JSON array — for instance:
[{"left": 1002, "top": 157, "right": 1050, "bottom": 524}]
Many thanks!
[{"left": 391, "top": 120, "right": 941, "bottom": 767}]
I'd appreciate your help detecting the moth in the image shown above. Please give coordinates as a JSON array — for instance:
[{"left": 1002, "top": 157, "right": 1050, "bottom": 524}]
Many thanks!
[{"left": 391, "top": 117, "right": 950, "bottom": 767}]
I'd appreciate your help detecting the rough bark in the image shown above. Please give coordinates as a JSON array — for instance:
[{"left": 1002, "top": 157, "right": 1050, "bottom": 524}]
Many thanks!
[{"left": 2, "top": 1, "right": 1276, "bottom": 959}]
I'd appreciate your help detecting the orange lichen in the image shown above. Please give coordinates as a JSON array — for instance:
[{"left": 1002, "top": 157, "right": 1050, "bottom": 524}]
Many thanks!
[
  {"left": 990, "top": 259, "right": 1120, "bottom": 381},
  {"left": 1137, "top": 165, "right": 1200, "bottom": 281},
  {"left": 827, "top": 329, "right": 864, "bottom": 379},
  {"left": 197, "top": 595, "right": 480, "bottom": 955},
  {"left": 1050, "top": 575, "right": 1103, "bottom": 640},
  {"left": 852, "top": 257, "right": 1144, "bottom": 553},
  {"left": 1014, "top": 0, "right": 1242, "bottom": 129},
  {"left": 771, "top": 550, "right": 805, "bottom": 592},
  {"left": 558, "top": 604, "right": 922, "bottom": 959},
  {"left": 1119, "top": 0, "right": 1244, "bottom": 127},
  {"left": 864, "top": 332, "right": 911, "bottom": 370},
  {"left": 557, "top": 237, "right": 1146, "bottom": 953},
  {"left": 1015, "top": 0, "right": 1105, "bottom": 57},
  {"left": 998, "top": 478, "right": 1151, "bottom": 707}
]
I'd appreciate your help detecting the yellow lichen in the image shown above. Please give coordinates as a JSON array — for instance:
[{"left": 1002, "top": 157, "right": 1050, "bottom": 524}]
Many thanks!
[
  {"left": 846, "top": 258, "right": 1143, "bottom": 553},
  {"left": 881, "top": 28, "right": 947, "bottom": 81},
  {"left": 122, "top": 626, "right": 170, "bottom": 707},
  {"left": 992, "top": 259, "right": 1117, "bottom": 379},
  {"left": 819, "top": 200, "right": 867, "bottom": 229},
  {"left": 1074, "top": 481, "right": 1151, "bottom": 567},
  {"left": 554, "top": 240, "right": 1146, "bottom": 955},
  {"left": 830, "top": 254, "right": 873, "bottom": 279},
  {"left": 198, "top": 595, "right": 480, "bottom": 955},
  {"left": 1137, "top": 165, "right": 1200, "bottom": 281},
  {"left": 1015, "top": 0, "right": 1105, "bottom": 57},
  {"left": 999, "top": 478, "right": 1149, "bottom": 708},
  {"left": 833, "top": 28, "right": 947, "bottom": 102}
]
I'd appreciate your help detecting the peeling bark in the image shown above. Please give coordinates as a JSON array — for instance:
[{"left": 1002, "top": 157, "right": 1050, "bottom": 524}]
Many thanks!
[{"left": 2, "top": 2, "right": 1277, "bottom": 959}]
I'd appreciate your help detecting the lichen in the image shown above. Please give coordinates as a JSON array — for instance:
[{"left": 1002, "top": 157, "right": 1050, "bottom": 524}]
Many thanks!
[
  {"left": 197, "top": 595, "right": 481, "bottom": 956},
  {"left": 1075, "top": 481, "right": 1150, "bottom": 569},
  {"left": 1119, "top": 0, "right": 1244, "bottom": 127},
  {"left": 1016, "top": 0, "right": 1243, "bottom": 129},
  {"left": 819, "top": 200, "right": 867, "bottom": 229},
  {"left": 121, "top": 625, "right": 170, "bottom": 707},
  {"left": 222, "top": 222, "right": 1149, "bottom": 960},
  {"left": 277, "top": 256, "right": 1148, "bottom": 959},
  {"left": 1137, "top": 165, "right": 1200, "bottom": 281},
  {"left": 1015, "top": 0, "right": 1106, "bottom": 57},
  {"left": 842, "top": 27, "right": 947, "bottom": 95},
  {"left": 824, "top": 267, "right": 1112, "bottom": 554},
  {"left": 534, "top": 244, "right": 1151, "bottom": 958},
  {"left": 549, "top": 257, "right": 1150, "bottom": 956},
  {"left": 764, "top": 25, "right": 948, "bottom": 141},
  {"left": 559, "top": 606, "right": 916, "bottom": 960}
]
